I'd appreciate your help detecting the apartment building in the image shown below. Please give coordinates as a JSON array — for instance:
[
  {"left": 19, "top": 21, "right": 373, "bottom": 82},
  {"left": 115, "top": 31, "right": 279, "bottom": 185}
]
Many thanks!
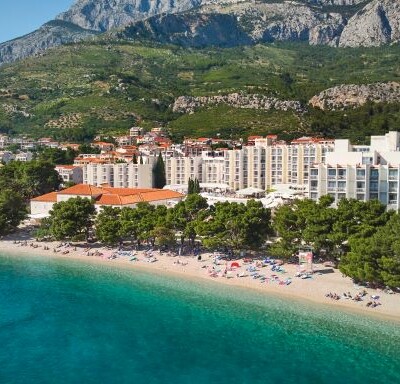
[
  {"left": 164, "top": 136, "right": 334, "bottom": 191},
  {"left": 309, "top": 131, "right": 400, "bottom": 210},
  {"left": 83, "top": 161, "right": 154, "bottom": 189},
  {"left": 223, "top": 145, "right": 267, "bottom": 191},
  {"left": 165, "top": 154, "right": 203, "bottom": 186},
  {"left": 55, "top": 165, "right": 83, "bottom": 185}
]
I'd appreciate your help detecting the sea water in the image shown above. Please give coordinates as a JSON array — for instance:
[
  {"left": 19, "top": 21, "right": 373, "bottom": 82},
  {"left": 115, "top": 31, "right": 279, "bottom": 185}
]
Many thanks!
[{"left": 0, "top": 254, "right": 399, "bottom": 384}]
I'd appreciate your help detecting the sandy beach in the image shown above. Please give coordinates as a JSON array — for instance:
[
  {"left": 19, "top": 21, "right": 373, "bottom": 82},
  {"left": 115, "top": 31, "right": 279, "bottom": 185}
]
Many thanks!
[{"left": 0, "top": 228, "right": 399, "bottom": 322}]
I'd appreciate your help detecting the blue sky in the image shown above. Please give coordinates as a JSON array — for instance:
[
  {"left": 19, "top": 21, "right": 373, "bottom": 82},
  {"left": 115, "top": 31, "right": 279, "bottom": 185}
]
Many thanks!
[{"left": 0, "top": 0, "right": 73, "bottom": 43}]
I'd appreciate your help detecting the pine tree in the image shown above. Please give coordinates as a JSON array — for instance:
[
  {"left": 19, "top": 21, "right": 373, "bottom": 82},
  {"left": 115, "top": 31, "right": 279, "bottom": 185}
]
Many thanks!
[{"left": 153, "top": 153, "right": 166, "bottom": 189}]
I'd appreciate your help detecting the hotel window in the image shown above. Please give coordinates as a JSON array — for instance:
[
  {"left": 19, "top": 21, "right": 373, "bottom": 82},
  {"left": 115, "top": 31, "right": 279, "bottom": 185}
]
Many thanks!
[
  {"left": 356, "top": 169, "right": 366, "bottom": 178},
  {"left": 328, "top": 169, "right": 336, "bottom": 177},
  {"left": 370, "top": 169, "right": 379, "bottom": 179},
  {"left": 338, "top": 169, "right": 346, "bottom": 179},
  {"left": 370, "top": 181, "right": 379, "bottom": 191},
  {"left": 328, "top": 181, "right": 336, "bottom": 189},
  {"left": 389, "top": 182, "right": 398, "bottom": 193},
  {"left": 389, "top": 193, "right": 398, "bottom": 204},
  {"left": 356, "top": 181, "right": 365, "bottom": 190},
  {"left": 389, "top": 169, "right": 398, "bottom": 179}
]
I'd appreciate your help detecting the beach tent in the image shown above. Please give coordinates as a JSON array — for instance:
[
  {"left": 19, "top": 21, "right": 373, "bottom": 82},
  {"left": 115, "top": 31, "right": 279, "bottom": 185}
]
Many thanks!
[
  {"left": 236, "top": 187, "right": 265, "bottom": 197},
  {"left": 230, "top": 262, "right": 240, "bottom": 268}
]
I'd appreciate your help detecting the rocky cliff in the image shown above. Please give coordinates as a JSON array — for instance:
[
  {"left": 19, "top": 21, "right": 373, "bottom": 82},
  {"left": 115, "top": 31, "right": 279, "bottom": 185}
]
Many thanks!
[
  {"left": 120, "top": 2, "right": 346, "bottom": 47},
  {"left": 0, "top": 20, "right": 98, "bottom": 66},
  {"left": 339, "top": 0, "right": 400, "bottom": 47},
  {"left": 2, "top": 0, "right": 400, "bottom": 66},
  {"left": 173, "top": 93, "right": 305, "bottom": 114},
  {"left": 309, "top": 82, "right": 400, "bottom": 110},
  {"left": 56, "top": 0, "right": 204, "bottom": 31}
]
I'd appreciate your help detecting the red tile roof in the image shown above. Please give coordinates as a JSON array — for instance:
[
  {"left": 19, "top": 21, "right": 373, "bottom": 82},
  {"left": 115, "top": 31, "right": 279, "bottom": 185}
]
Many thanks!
[
  {"left": 58, "top": 184, "right": 105, "bottom": 196},
  {"left": 32, "top": 184, "right": 185, "bottom": 206},
  {"left": 31, "top": 192, "right": 58, "bottom": 203}
]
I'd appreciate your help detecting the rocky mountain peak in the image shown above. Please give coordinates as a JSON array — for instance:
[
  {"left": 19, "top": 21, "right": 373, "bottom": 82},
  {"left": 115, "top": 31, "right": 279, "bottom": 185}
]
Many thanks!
[
  {"left": 56, "top": 0, "right": 204, "bottom": 31},
  {"left": 339, "top": 0, "right": 400, "bottom": 47}
]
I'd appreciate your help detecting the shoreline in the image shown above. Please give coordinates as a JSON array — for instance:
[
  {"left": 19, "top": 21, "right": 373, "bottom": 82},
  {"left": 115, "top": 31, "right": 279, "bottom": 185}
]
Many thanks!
[{"left": 0, "top": 236, "right": 399, "bottom": 323}]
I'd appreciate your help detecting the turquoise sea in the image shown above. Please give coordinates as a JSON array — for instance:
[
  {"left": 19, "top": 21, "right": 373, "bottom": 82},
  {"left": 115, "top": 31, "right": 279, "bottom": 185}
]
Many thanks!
[{"left": 0, "top": 254, "right": 399, "bottom": 384}]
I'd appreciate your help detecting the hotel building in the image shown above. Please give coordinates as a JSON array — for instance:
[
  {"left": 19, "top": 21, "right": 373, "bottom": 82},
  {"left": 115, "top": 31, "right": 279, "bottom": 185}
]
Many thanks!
[{"left": 309, "top": 131, "right": 400, "bottom": 210}]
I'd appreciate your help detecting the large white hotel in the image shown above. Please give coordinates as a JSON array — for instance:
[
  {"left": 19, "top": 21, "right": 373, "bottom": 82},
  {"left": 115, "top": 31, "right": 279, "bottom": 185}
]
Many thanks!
[
  {"left": 309, "top": 131, "right": 400, "bottom": 210},
  {"left": 78, "top": 131, "right": 400, "bottom": 209},
  {"left": 164, "top": 135, "right": 334, "bottom": 191}
]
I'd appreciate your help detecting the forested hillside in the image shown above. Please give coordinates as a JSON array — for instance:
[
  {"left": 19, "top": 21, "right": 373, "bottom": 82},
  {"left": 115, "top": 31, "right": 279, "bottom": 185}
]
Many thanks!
[{"left": 0, "top": 40, "right": 399, "bottom": 143}]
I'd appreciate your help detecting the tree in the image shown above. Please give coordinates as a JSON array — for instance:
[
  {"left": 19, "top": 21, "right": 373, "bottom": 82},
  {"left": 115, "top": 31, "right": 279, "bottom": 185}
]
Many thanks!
[
  {"left": 78, "top": 144, "right": 101, "bottom": 154},
  {"left": 188, "top": 178, "right": 194, "bottom": 194},
  {"left": 153, "top": 153, "right": 166, "bottom": 189},
  {"left": 340, "top": 213, "right": 400, "bottom": 288},
  {"left": 0, "top": 160, "right": 62, "bottom": 200},
  {"left": 95, "top": 206, "right": 122, "bottom": 245},
  {"left": 271, "top": 197, "right": 335, "bottom": 258},
  {"left": 193, "top": 178, "right": 201, "bottom": 194},
  {"left": 45, "top": 197, "right": 96, "bottom": 241},
  {"left": 187, "top": 177, "right": 200, "bottom": 195},
  {"left": 0, "top": 190, "right": 27, "bottom": 235},
  {"left": 166, "top": 194, "right": 208, "bottom": 244},
  {"left": 198, "top": 200, "right": 271, "bottom": 252},
  {"left": 38, "top": 147, "right": 77, "bottom": 165},
  {"left": 151, "top": 226, "right": 176, "bottom": 248}
]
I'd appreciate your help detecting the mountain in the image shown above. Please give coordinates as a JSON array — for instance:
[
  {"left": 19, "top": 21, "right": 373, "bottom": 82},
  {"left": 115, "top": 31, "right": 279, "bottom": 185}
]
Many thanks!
[
  {"left": 0, "top": 0, "right": 399, "bottom": 65},
  {"left": 339, "top": 0, "right": 400, "bottom": 47},
  {"left": 0, "top": 20, "right": 98, "bottom": 66},
  {"left": 56, "top": 0, "right": 204, "bottom": 31},
  {"left": 118, "top": 2, "right": 346, "bottom": 47},
  {"left": 0, "top": 38, "right": 399, "bottom": 143}
]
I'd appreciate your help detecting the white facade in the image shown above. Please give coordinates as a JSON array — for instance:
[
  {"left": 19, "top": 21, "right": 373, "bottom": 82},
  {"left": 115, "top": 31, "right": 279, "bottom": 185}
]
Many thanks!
[
  {"left": 309, "top": 132, "right": 400, "bottom": 209},
  {"left": 55, "top": 166, "right": 83, "bottom": 185},
  {"left": 164, "top": 138, "right": 334, "bottom": 192},
  {"left": 83, "top": 162, "right": 154, "bottom": 188},
  {"left": 15, "top": 152, "right": 33, "bottom": 162}
]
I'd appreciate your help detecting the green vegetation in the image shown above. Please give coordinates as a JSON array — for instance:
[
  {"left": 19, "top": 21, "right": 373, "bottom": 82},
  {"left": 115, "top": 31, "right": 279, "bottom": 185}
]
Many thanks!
[
  {"left": 0, "top": 160, "right": 62, "bottom": 201},
  {"left": 0, "top": 189, "right": 27, "bottom": 235},
  {"left": 36, "top": 192, "right": 400, "bottom": 287},
  {"left": 0, "top": 40, "right": 399, "bottom": 142},
  {"left": 40, "top": 197, "right": 96, "bottom": 241},
  {"left": 271, "top": 197, "right": 400, "bottom": 287},
  {"left": 37, "top": 147, "right": 77, "bottom": 165},
  {"left": 153, "top": 153, "right": 166, "bottom": 189},
  {"left": 187, "top": 178, "right": 200, "bottom": 195}
]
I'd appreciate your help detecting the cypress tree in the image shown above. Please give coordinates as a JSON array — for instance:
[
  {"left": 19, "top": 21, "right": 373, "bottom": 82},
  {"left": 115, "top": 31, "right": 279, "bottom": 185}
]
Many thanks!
[
  {"left": 194, "top": 178, "right": 201, "bottom": 194},
  {"left": 153, "top": 153, "right": 166, "bottom": 189},
  {"left": 132, "top": 153, "right": 138, "bottom": 164},
  {"left": 188, "top": 178, "right": 193, "bottom": 194}
]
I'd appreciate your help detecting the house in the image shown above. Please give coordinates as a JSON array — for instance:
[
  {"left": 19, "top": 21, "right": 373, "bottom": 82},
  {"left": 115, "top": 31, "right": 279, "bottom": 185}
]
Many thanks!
[
  {"left": 55, "top": 165, "right": 83, "bottom": 185},
  {"left": 30, "top": 184, "right": 185, "bottom": 218},
  {"left": 0, "top": 151, "right": 14, "bottom": 163},
  {"left": 15, "top": 151, "right": 33, "bottom": 162}
]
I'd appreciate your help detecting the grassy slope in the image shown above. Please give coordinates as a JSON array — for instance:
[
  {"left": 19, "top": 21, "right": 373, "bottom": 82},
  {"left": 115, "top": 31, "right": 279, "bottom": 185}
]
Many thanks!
[{"left": 0, "top": 39, "right": 399, "bottom": 143}]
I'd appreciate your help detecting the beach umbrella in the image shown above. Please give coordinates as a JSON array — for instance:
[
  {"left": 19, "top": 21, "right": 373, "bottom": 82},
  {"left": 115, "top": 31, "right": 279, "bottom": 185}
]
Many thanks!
[{"left": 230, "top": 262, "right": 240, "bottom": 269}]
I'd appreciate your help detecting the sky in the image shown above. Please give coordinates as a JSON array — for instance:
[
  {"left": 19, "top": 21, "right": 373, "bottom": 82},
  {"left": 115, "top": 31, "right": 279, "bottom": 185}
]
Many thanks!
[{"left": 0, "top": 0, "right": 74, "bottom": 43}]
